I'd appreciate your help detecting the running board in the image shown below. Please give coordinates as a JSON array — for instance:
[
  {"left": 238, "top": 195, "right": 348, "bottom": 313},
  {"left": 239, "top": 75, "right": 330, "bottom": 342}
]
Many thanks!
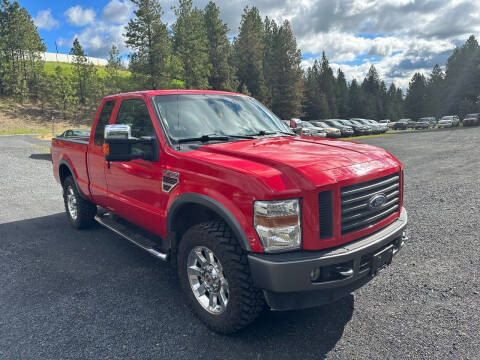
[{"left": 94, "top": 214, "right": 169, "bottom": 261}]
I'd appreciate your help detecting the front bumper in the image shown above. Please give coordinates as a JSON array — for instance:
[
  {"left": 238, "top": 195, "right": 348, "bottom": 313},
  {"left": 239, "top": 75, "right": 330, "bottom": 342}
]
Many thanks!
[{"left": 248, "top": 207, "right": 408, "bottom": 310}]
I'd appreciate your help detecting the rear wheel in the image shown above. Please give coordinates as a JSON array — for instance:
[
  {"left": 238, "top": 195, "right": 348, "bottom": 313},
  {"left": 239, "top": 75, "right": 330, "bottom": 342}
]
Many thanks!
[
  {"left": 62, "top": 176, "right": 97, "bottom": 229},
  {"left": 177, "top": 220, "right": 265, "bottom": 333}
]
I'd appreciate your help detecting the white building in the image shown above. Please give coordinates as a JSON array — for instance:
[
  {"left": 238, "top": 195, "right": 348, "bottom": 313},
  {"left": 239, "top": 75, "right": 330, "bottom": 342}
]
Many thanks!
[{"left": 41, "top": 52, "right": 108, "bottom": 66}]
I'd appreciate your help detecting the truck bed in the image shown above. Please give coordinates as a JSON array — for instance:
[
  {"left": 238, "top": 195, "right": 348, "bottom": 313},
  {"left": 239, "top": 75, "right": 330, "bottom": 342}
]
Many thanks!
[{"left": 51, "top": 136, "right": 90, "bottom": 196}]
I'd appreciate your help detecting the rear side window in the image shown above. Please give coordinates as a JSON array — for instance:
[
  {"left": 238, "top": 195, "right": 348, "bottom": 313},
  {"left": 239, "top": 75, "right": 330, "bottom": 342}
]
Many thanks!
[{"left": 94, "top": 100, "right": 115, "bottom": 146}]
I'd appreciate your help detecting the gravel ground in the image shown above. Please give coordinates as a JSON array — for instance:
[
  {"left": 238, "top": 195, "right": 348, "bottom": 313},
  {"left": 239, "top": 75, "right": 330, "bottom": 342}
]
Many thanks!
[{"left": 0, "top": 129, "right": 479, "bottom": 359}]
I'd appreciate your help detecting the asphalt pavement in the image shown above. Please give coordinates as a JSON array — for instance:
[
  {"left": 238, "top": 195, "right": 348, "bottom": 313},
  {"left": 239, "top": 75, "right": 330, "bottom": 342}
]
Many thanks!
[{"left": 0, "top": 129, "right": 479, "bottom": 359}]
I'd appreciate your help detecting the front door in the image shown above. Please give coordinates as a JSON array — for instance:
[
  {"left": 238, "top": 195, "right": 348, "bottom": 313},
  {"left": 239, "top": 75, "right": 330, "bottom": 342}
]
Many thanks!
[{"left": 105, "top": 97, "right": 167, "bottom": 236}]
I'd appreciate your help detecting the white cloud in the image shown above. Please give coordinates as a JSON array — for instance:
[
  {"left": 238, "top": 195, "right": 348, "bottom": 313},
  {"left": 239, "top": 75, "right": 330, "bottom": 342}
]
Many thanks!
[
  {"left": 65, "top": 5, "right": 96, "bottom": 27},
  {"left": 102, "top": 0, "right": 133, "bottom": 24},
  {"left": 33, "top": 9, "right": 59, "bottom": 30}
]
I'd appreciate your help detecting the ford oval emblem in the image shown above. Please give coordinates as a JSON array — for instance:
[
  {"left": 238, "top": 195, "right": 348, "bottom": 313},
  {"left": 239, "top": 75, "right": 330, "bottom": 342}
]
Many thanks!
[{"left": 368, "top": 194, "right": 387, "bottom": 209}]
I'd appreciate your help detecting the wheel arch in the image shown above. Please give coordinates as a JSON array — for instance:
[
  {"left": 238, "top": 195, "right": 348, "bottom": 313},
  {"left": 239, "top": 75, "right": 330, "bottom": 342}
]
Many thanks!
[
  {"left": 167, "top": 193, "right": 252, "bottom": 252},
  {"left": 58, "top": 159, "right": 87, "bottom": 199}
]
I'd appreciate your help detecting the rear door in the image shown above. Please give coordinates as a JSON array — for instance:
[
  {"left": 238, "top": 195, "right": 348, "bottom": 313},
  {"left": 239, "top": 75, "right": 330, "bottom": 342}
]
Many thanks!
[
  {"left": 105, "top": 96, "right": 167, "bottom": 235},
  {"left": 87, "top": 99, "right": 116, "bottom": 207}
]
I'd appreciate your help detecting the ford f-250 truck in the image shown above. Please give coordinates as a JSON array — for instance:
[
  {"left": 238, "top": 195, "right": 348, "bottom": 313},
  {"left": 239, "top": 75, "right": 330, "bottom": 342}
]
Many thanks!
[{"left": 51, "top": 90, "right": 408, "bottom": 333}]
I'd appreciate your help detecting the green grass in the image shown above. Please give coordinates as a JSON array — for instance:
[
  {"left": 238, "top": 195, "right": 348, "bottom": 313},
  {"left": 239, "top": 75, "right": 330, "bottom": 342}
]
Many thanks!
[
  {"left": 44, "top": 61, "right": 132, "bottom": 79},
  {"left": 0, "top": 128, "right": 53, "bottom": 135}
]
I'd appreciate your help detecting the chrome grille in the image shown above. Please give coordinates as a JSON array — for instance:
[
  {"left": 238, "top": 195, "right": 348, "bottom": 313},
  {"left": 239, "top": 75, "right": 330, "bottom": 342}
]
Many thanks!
[{"left": 341, "top": 173, "right": 400, "bottom": 234}]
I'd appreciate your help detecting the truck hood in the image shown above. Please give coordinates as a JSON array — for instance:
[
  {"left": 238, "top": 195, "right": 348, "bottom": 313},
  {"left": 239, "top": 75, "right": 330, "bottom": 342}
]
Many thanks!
[{"left": 196, "top": 136, "right": 398, "bottom": 191}]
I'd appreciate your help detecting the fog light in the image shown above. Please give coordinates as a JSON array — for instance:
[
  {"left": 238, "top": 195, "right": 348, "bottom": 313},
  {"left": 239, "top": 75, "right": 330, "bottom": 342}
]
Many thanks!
[{"left": 310, "top": 267, "right": 321, "bottom": 282}]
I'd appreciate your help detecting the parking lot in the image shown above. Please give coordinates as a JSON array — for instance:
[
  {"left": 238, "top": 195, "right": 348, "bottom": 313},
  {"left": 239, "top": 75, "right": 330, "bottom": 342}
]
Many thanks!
[{"left": 1, "top": 128, "right": 479, "bottom": 359}]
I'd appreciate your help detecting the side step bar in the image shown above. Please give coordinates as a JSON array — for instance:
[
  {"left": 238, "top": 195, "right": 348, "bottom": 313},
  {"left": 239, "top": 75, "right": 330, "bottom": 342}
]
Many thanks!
[{"left": 95, "top": 214, "right": 169, "bottom": 261}]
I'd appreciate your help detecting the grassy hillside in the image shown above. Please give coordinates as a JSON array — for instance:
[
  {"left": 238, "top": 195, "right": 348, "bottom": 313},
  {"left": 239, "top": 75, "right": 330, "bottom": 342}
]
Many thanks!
[
  {"left": 43, "top": 61, "right": 133, "bottom": 79},
  {"left": 0, "top": 96, "right": 91, "bottom": 137}
]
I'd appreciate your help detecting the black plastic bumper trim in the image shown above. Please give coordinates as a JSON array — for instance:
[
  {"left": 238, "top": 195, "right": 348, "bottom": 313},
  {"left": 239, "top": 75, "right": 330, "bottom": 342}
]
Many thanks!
[{"left": 248, "top": 207, "right": 407, "bottom": 294}]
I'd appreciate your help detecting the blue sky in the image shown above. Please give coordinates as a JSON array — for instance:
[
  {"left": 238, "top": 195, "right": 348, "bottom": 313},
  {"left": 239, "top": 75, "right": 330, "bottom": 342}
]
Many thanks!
[{"left": 23, "top": 0, "right": 480, "bottom": 88}]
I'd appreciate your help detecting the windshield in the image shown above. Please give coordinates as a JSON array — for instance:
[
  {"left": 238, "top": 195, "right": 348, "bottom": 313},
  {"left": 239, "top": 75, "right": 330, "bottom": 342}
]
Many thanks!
[
  {"left": 441, "top": 116, "right": 452, "bottom": 120},
  {"left": 153, "top": 94, "right": 293, "bottom": 142},
  {"left": 465, "top": 113, "right": 478, "bottom": 118},
  {"left": 315, "top": 122, "right": 327, "bottom": 127}
]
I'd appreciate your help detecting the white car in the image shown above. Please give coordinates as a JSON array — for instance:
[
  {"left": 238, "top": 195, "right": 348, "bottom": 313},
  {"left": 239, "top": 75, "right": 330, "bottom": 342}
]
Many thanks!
[
  {"left": 439, "top": 115, "right": 459, "bottom": 127},
  {"left": 437, "top": 119, "right": 453, "bottom": 128},
  {"left": 297, "top": 121, "right": 327, "bottom": 137}
]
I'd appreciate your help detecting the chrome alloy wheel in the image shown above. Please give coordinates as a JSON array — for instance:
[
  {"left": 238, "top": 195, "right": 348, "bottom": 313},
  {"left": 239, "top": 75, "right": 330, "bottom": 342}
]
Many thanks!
[
  {"left": 187, "top": 246, "right": 229, "bottom": 314},
  {"left": 66, "top": 186, "right": 78, "bottom": 220}
]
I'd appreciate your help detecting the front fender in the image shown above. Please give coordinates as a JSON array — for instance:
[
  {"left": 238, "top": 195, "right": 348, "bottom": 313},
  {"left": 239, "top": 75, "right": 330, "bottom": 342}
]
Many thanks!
[{"left": 167, "top": 192, "right": 260, "bottom": 252}]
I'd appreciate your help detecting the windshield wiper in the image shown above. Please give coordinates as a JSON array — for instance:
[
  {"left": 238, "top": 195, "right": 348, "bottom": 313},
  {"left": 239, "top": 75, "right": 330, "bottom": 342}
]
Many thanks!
[
  {"left": 246, "top": 130, "right": 295, "bottom": 137},
  {"left": 177, "top": 134, "right": 230, "bottom": 143}
]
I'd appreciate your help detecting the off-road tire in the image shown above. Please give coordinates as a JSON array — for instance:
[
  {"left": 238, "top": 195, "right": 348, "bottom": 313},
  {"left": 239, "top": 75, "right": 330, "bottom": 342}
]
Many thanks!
[
  {"left": 177, "top": 220, "right": 265, "bottom": 334},
  {"left": 62, "top": 176, "right": 97, "bottom": 229}
]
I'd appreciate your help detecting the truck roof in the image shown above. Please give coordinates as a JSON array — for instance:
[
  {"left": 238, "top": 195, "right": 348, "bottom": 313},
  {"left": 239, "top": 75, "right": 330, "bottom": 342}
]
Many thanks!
[{"left": 103, "top": 89, "right": 245, "bottom": 100}]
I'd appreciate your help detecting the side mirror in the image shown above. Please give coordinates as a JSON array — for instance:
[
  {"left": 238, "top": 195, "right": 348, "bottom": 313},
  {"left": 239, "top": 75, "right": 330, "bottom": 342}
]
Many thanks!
[{"left": 104, "top": 124, "right": 155, "bottom": 162}]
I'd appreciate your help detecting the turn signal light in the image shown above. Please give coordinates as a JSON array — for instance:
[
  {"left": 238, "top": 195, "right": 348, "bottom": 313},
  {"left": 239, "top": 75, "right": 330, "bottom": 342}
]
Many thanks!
[{"left": 103, "top": 143, "right": 110, "bottom": 155}]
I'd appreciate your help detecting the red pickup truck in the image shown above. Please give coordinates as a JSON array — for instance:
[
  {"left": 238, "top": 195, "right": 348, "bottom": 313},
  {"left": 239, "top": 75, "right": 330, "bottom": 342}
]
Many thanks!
[{"left": 51, "top": 90, "right": 408, "bottom": 333}]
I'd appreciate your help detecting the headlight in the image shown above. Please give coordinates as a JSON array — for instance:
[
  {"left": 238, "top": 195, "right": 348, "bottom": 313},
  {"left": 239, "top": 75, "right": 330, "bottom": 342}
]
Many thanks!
[{"left": 254, "top": 199, "right": 301, "bottom": 252}]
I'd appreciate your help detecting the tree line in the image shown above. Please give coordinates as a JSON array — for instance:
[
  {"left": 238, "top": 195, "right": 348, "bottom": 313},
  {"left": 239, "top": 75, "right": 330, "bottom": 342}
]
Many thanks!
[{"left": 1, "top": 0, "right": 479, "bottom": 124}]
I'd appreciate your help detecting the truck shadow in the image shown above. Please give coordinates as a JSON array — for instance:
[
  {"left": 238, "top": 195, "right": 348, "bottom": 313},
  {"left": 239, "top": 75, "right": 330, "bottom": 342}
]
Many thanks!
[
  {"left": 0, "top": 212, "right": 352, "bottom": 359},
  {"left": 234, "top": 295, "right": 354, "bottom": 356}
]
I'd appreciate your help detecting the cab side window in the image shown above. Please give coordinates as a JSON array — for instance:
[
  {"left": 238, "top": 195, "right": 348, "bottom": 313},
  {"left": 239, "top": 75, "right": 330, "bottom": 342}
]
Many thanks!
[
  {"left": 116, "top": 99, "right": 156, "bottom": 139},
  {"left": 116, "top": 98, "right": 157, "bottom": 158},
  {"left": 94, "top": 100, "right": 115, "bottom": 146}
]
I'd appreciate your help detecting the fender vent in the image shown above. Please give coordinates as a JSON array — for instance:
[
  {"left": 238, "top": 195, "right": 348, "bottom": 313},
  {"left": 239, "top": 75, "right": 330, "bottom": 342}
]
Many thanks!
[
  {"left": 162, "top": 170, "right": 179, "bottom": 193},
  {"left": 318, "top": 191, "right": 333, "bottom": 239}
]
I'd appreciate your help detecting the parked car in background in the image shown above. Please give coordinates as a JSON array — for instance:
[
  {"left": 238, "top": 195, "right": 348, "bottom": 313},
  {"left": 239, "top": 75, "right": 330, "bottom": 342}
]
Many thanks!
[
  {"left": 367, "top": 119, "right": 388, "bottom": 133},
  {"left": 338, "top": 119, "right": 371, "bottom": 135},
  {"left": 309, "top": 121, "right": 342, "bottom": 138},
  {"left": 439, "top": 115, "right": 459, "bottom": 127},
  {"left": 297, "top": 121, "right": 327, "bottom": 137},
  {"left": 352, "top": 118, "right": 384, "bottom": 134},
  {"left": 418, "top": 117, "right": 436, "bottom": 128},
  {"left": 379, "top": 119, "right": 391, "bottom": 125},
  {"left": 463, "top": 113, "right": 480, "bottom": 126},
  {"left": 392, "top": 119, "right": 411, "bottom": 130},
  {"left": 413, "top": 118, "right": 431, "bottom": 130},
  {"left": 323, "top": 119, "right": 355, "bottom": 137},
  {"left": 437, "top": 118, "right": 453, "bottom": 128},
  {"left": 58, "top": 129, "right": 91, "bottom": 138}
]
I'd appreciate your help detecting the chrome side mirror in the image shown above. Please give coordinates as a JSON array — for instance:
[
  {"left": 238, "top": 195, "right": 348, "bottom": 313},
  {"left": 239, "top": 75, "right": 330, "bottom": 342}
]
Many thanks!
[{"left": 105, "top": 124, "right": 132, "bottom": 139}]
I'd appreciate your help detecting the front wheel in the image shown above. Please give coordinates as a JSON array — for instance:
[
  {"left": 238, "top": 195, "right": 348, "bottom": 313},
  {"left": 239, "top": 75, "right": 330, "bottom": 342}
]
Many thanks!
[{"left": 177, "top": 220, "right": 265, "bottom": 333}]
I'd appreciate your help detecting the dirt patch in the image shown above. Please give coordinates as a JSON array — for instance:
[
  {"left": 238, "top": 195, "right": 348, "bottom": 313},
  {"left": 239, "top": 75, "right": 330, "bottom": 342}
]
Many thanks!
[{"left": 0, "top": 96, "right": 92, "bottom": 136}]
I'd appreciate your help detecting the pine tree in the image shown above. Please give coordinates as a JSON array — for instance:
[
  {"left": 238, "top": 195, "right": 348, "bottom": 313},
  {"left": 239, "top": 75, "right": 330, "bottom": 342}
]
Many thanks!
[
  {"left": 0, "top": 0, "right": 45, "bottom": 101},
  {"left": 443, "top": 35, "right": 480, "bottom": 115},
  {"left": 234, "top": 6, "right": 267, "bottom": 102},
  {"left": 426, "top": 64, "right": 444, "bottom": 118},
  {"left": 204, "top": 1, "right": 233, "bottom": 90},
  {"left": 70, "top": 38, "right": 89, "bottom": 105},
  {"left": 173, "top": 0, "right": 210, "bottom": 89},
  {"left": 405, "top": 72, "right": 427, "bottom": 119},
  {"left": 348, "top": 78, "right": 364, "bottom": 118},
  {"left": 336, "top": 68, "right": 349, "bottom": 118},
  {"left": 125, "top": 0, "right": 171, "bottom": 90},
  {"left": 303, "top": 60, "right": 326, "bottom": 119},
  {"left": 361, "top": 65, "right": 381, "bottom": 119},
  {"left": 266, "top": 20, "right": 303, "bottom": 119},
  {"left": 318, "top": 52, "right": 337, "bottom": 117},
  {"left": 52, "top": 66, "right": 77, "bottom": 119},
  {"left": 105, "top": 44, "right": 122, "bottom": 95}
]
